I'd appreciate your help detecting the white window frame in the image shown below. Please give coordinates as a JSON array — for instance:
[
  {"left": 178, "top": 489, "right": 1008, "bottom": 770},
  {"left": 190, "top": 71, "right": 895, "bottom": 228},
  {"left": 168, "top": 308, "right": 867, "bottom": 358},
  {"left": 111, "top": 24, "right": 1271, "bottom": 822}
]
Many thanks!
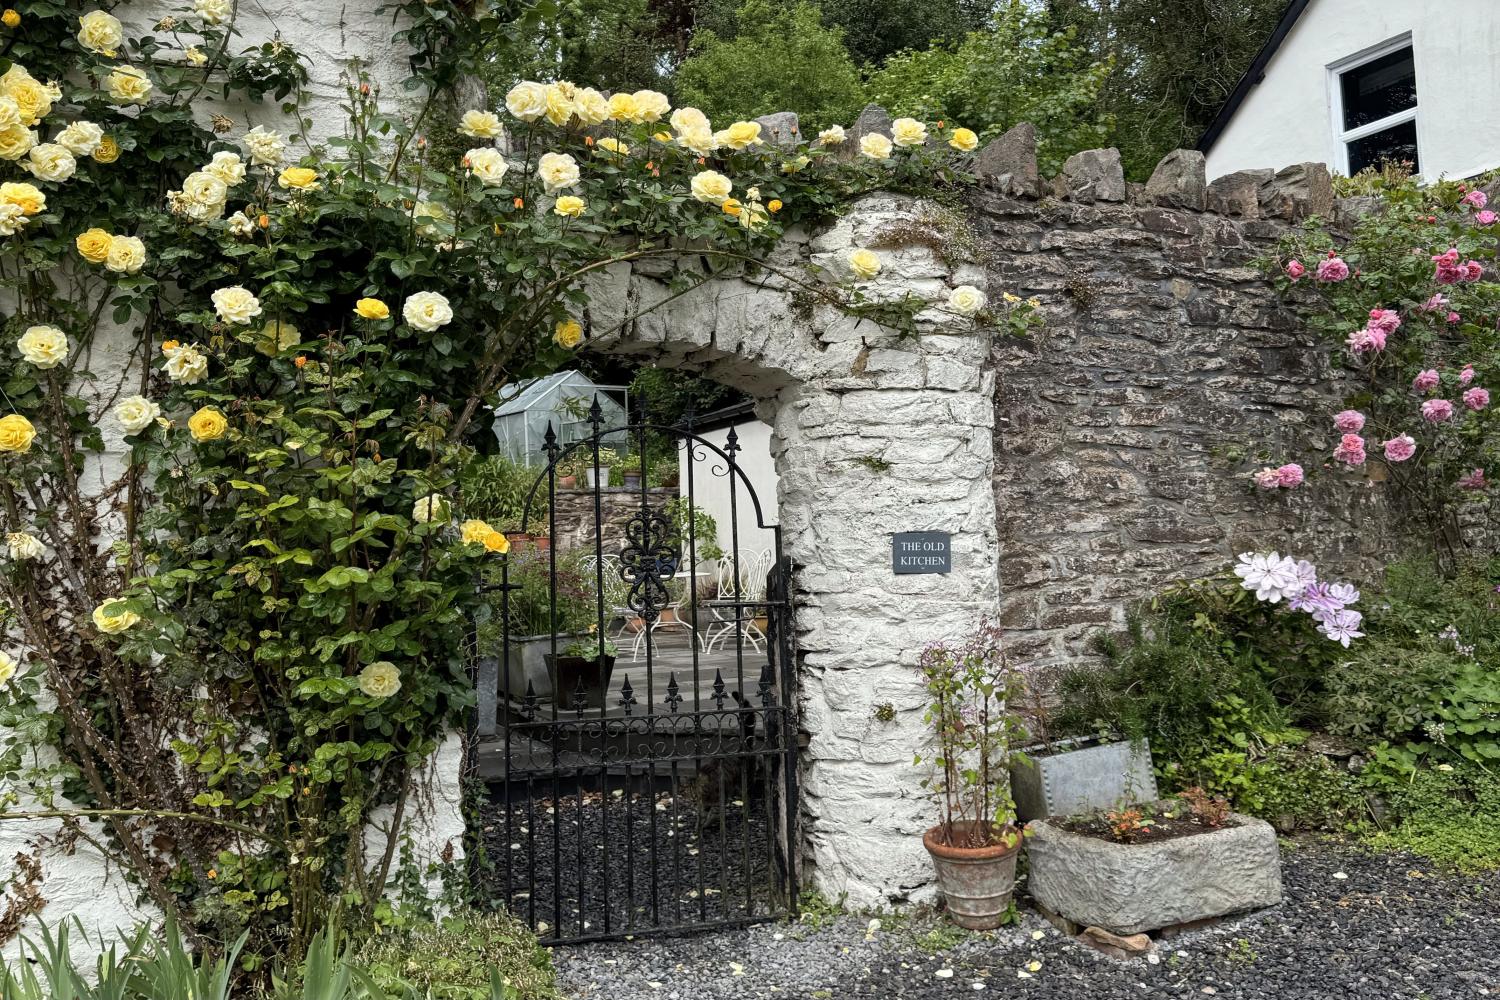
[{"left": 1327, "top": 33, "right": 1419, "bottom": 176}]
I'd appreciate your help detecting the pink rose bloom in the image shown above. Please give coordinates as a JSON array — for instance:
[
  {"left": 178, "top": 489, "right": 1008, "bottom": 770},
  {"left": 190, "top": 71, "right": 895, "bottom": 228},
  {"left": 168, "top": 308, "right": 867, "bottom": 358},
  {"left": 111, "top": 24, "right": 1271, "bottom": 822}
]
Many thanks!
[
  {"left": 1382, "top": 434, "right": 1416, "bottom": 462},
  {"left": 1462, "top": 260, "right": 1484, "bottom": 282},
  {"left": 1433, "top": 248, "right": 1462, "bottom": 284},
  {"left": 1333, "top": 433, "right": 1366, "bottom": 465},
  {"left": 1422, "top": 398, "right": 1455, "bottom": 422},
  {"left": 1448, "top": 311, "right": 1462, "bottom": 324},
  {"left": 1252, "top": 467, "right": 1281, "bottom": 489},
  {"left": 1367, "top": 308, "right": 1402, "bottom": 334},
  {"left": 1346, "top": 327, "right": 1387, "bottom": 353},
  {"left": 1413, "top": 369, "right": 1441, "bottom": 392},
  {"left": 1316, "top": 257, "right": 1350, "bottom": 282},
  {"left": 1460, "top": 364, "right": 1476, "bottom": 386},
  {"left": 1285, "top": 260, "right": 1306, "bottom": 280},
  {"left": 1462, "top": 190, "right": 1488, "bottom": 209},
  {"left": 1458, "top": 468, "right": 1486, "bottom": 491},
  {"left": 1464, "top": 386, "right": 1490, "bottom": 411},
  {"left": 1275, "top": 463, "right": 1304, "bottom": 487},
  {"left": 1478, "top": 210, "right": 1497, "bottom": 225},
  {"left": 1422, "top": 293, "right": 1449, "bottom": 312},
  {"left": 1333, "top": 409, "right": 1366, "bottom": 432}
]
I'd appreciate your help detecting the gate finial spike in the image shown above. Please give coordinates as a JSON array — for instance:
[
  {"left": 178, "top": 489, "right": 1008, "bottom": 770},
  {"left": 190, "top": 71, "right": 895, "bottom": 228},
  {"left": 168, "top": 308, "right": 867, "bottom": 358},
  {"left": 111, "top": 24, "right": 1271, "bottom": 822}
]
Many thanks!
[
  {"left": 665, "top": 673, "right": 682, "bottom": 713},
  {"left": 618, "top": 674, "right": 637, "bottom": 716},
  {"left": 588, "top": 395, "right": 604, "bottom": 430},
  {"left": 572, "top": 675, "right": 589, "bottom": 714},
  {"left": 724, "top": 426, "right": 740, "bottom": 459},
  {"left": 712, "top": 669, "right": 727, "bottom": 710}
]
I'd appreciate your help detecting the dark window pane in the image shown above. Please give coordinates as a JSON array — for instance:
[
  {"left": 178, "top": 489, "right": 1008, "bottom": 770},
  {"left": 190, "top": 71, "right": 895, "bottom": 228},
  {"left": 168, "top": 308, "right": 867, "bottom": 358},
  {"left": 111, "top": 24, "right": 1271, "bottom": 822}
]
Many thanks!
[
  {"left": 1341, "top": 47, "right": 1416, "bottom": 130},
  {"left": 1347, "top": 119, "right": 1419, "bottom": 174}
]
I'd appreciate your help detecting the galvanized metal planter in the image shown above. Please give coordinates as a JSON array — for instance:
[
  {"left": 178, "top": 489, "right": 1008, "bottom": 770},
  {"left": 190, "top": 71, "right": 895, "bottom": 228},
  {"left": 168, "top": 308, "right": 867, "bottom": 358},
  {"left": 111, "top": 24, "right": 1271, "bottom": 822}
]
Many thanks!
[
  {"left": 1010, "top": 738, "right": 1157, "bottom": 821},
  {"left": 474, "top": 631, "right": 586, "bottom": 736}
]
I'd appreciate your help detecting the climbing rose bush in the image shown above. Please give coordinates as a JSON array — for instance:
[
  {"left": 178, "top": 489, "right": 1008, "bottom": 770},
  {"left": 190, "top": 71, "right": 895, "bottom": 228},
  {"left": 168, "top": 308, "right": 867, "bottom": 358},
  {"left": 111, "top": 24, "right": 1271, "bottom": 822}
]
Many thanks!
[
  {"left": 1271, "top": 172, "right": 1500, "bottom": 568},
  {"left": 0, "top": 0, "right": 1000, "bottom": 960}
]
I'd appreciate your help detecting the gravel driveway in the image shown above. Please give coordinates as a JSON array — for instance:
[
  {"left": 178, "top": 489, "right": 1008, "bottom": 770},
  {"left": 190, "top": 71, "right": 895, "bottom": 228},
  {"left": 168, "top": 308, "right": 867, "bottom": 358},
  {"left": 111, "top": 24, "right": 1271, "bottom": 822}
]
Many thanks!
[{"left": 553, "top": 843, "right": 1499, "bottom": 999}]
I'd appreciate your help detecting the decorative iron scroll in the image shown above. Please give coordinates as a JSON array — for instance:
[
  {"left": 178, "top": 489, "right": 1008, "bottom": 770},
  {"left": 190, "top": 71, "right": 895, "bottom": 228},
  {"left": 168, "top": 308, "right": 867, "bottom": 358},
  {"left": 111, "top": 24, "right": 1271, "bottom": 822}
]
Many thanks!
[{"left": 617, "top": 506, "right": 679, "bottom": 622}]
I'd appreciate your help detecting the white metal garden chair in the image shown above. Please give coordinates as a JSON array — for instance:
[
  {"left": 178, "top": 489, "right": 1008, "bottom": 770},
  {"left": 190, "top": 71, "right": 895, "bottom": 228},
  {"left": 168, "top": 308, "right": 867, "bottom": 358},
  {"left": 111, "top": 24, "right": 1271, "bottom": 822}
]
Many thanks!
[{"left": 702, "top": 549, "right": 771, "bottom": 655}]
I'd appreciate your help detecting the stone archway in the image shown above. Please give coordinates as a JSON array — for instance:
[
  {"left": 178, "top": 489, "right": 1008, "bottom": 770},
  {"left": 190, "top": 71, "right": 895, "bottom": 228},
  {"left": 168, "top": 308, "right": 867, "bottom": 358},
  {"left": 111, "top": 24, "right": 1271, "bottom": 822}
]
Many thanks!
[{"left": 581, "top": 192, "right": 1002, "bottom": 906}]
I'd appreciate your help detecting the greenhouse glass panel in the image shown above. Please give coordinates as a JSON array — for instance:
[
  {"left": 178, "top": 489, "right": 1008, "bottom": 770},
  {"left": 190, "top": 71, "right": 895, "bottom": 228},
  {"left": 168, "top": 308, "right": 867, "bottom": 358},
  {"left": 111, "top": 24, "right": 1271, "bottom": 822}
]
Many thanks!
[{"left": 491, "top": 371, "right": 628, "bottom": 466}]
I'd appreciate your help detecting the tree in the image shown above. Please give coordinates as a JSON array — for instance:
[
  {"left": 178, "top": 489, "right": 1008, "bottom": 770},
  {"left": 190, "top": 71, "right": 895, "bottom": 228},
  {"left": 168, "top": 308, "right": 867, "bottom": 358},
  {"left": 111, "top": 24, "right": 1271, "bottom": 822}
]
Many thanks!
[
  {"left": 675, "top": 0, "right": 867, "bottom": 131},
  {"left": 865, "top": 2, "right": 1114, "bottom": 173},
  {"left": 818, "top": 0, "right": 992, "bottom": 67}
]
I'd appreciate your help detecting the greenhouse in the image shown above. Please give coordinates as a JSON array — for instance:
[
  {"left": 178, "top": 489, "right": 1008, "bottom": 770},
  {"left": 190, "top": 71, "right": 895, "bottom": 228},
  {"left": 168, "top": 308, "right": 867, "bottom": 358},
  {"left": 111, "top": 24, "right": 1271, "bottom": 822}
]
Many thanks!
[{"left": 491, "top": 370, "right": 629, "bottom": 466}]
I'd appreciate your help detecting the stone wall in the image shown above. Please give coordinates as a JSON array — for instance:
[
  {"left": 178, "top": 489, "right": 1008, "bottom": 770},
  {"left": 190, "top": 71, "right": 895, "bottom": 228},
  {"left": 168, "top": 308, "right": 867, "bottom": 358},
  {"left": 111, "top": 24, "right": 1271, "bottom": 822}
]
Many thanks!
[
  {"left": 547, "top": 486, "right": 680, "bottom": 553},
  {"left": 969, "top": 130, "right": 1392, "bottom": 669}
]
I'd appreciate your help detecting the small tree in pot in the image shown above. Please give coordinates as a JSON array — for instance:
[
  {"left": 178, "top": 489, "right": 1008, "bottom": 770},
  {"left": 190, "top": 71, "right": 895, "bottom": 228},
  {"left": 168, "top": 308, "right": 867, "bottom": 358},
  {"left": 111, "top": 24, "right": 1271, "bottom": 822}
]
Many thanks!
[{"left": 917, "top": 617, "right": 1027, "bottom": 929}]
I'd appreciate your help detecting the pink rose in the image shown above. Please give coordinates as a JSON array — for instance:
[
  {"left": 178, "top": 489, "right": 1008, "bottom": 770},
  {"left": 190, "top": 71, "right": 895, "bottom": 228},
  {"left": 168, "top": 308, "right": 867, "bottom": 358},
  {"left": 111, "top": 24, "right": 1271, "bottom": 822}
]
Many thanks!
[
  {"left": 1316, "top": 257, "right": 1350, "bottom": 282},
  {"left": 1458, "top": 468, "right": 1486, "bottom": 491},
  {"left": 1333, "top": 409, "right": 1366, "bottom": 432},
  {"left": 1422, "top": 293, "right": 1449, "bottom": 312},
  {"left": 1460, "top": 364, "right": 1476, "bottom": 386},
  {"left": 1433, "top": 248, "right": 1462, "bottom": 285},
  {"left": 1275, "top": 463, "right": 1304, "bottom": 487},
  {"left": 1464, "top": 386, "right": 1490, "bottom": 411},
  {"left": 1448, "top": 311, "right": 1462, "bottom": 324},
  {"left": 1285, "top": 260, "right": 1306, "bottom": 280},
  {"left": 1462, "top": 260, "right": 1484, "bottom": 282},
  {"left": 1367, "top": 308, "right": 1401, "bottom": 334},
  {"left": 1478, "top": 210, "right": 1497, "bottom": 226},
  {"left": 1382, "top": 434, "right": 1416, "bottom": 462},
  {"left": 1346, "top": 328, "right": 1387, "bottom": 353},
  {"left": 1462, "top": 190, "right": 1488, "bottom": 210},
  {"left": 1333, "top": 433, "right": 1366, "bottom": 465},
  {"left": 1413, "top": 369, "right": 1441, "bottom": 392},
  {"left": 1252, "top": 467, "right": 1281, "bottom": 489},
  {"left": 1422, "top": 398, "right": 1455, "bottom": 422}
]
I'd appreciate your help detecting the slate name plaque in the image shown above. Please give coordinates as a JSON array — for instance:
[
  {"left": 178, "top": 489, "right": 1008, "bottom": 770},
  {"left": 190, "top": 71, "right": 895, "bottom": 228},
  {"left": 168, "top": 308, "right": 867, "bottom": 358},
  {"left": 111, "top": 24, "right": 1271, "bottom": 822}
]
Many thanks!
[{"left": 892, "top": 531, "right": 952, "bottom": 575}]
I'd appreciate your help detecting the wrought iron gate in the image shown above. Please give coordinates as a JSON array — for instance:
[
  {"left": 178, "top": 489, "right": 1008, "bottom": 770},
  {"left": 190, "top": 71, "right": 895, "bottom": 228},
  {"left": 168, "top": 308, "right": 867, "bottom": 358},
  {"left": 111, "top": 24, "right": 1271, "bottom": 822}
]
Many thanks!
[{"left": 479, "top": 401, "right": 799, "bottom": 943}]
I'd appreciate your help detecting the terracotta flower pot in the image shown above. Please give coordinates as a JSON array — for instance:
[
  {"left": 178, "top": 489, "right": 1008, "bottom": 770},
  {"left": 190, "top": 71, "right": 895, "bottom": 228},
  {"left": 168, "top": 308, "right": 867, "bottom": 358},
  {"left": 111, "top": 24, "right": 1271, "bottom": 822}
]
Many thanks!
[
  {"left": 923, "top": 821, "right": 1022, "bottom": 930},
  {"left": 558, "top": 474, "right": 578, "bottom": 489}
]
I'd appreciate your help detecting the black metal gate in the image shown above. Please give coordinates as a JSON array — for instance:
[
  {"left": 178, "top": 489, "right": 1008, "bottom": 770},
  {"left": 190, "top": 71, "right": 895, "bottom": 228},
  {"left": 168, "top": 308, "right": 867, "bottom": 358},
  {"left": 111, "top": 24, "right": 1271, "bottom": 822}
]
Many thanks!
[{"left": 479, "top": 401, "right": 799, "bottom": 943}]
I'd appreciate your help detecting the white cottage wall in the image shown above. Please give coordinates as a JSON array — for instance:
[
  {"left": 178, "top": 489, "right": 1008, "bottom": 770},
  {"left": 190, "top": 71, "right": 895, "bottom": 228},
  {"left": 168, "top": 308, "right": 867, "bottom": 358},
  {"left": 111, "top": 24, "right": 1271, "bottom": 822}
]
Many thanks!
[
  {"left": 677, "top": 418, "right": 780, "bottom": 562},
  {"left": 1205, "top": 0, "right": 1500, "bottom": 181}
]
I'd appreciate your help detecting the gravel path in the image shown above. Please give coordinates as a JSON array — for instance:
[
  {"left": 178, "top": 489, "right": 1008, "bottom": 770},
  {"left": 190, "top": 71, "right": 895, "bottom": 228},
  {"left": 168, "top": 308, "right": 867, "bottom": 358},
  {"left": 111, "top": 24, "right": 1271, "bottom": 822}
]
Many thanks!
[{"left": 552, "top": 843, "right": 1499, "bottom": 999}]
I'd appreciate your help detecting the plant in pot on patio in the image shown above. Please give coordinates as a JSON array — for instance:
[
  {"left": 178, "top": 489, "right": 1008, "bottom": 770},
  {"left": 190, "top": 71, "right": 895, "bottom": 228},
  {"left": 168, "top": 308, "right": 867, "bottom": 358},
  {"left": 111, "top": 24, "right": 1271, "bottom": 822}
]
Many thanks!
[
  {"left": 619, "top": 452, "right": 645, "bottom": 490},
  {"left": 916, "top": 617, "right": 1027, "bottom": 930},
  {"left": 585, "top": 446, "right": 619, "bottom": 489},
  {"left": 546, "top": 633, "right": 619, "bottom": 710}
]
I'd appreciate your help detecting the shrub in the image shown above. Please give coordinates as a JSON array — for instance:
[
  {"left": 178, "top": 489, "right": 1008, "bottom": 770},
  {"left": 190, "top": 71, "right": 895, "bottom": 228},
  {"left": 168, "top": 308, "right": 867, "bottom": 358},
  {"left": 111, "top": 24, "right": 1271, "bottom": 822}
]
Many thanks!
[
  {"left": 1366, "top": 764, "right": 1500, "bottom": 873},
  {"left": 354, "top": 911, "right": 558, "bottom": 1000}
]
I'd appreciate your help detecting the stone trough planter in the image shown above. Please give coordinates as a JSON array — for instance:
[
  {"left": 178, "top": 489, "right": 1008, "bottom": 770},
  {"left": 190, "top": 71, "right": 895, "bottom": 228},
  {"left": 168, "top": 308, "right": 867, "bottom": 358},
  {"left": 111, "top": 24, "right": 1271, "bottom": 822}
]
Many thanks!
[{"left": 1026, "top": 811, "right": 1283, "bottom": 935}]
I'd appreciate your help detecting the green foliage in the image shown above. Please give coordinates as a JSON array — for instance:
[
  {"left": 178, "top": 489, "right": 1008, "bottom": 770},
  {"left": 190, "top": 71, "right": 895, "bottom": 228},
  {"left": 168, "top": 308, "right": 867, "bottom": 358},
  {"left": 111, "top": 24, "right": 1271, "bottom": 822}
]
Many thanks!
[
  {"left": 664, "top": 496, "right": 723, "bottom": 562},
  {"left": 1366, "top": 764, "right": 1500, "bottom": 873},
  {"left": 462, "top": 455, "right": 547, "bottom": 531},
  {"left": 818, "top": 0, "right": 991, "bottom": 67},
  {"left": 676, "top": 0, "right": 867, "bottom": 132},
  {"left": 353, "top": 911, "right": 559, "bottom": 1000},
  {"left": 627, "top": 367, "right": 742, "bottom": 427},
  {"left": 865, "top": 2, "right": 1112, "bottom": 173}
]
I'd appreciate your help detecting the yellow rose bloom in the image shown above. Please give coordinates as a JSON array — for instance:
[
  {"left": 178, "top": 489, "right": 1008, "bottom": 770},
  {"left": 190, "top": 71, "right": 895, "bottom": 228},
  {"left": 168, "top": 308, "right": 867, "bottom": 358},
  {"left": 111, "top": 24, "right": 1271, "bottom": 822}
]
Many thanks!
[
  {"left": 0, "top": 125, "right": 36, "bottom": 161},
  {"left": 0, "top": 66, "right": 57, "bottom": 125},
  {"left": 689, "top": 169, "right": 732, "bottom": 204},
  {"left": 1, "top": 10, "right": 19, "bottom": 28},
  {"left": 553, "top": 195, "right": 585, "bottom": 218},
  {"left": 255, "top": 318, "right": 300, "bottom": 357},
  {"left": 949, "top": 127, "right": 979, "bottom": 152},
  {"left": 720, "top": 197, "right": 742, "bottom": 217},
  {"left": 75, "top": 228, "right": 113, "bottom": 263},
  {"left": 92, "top": 135, "right": 120, "bottom": 163},
  {"left": 848, "top": 248, "right": 881, "bottom": 280},
  {"left": 553, "top": 319, "right": 583, "bottom": 349},
  {"left": 77, "top": 10, "right": 125, "bottom": 56},
  {"left": 481, "top": 529, "right": 510, "bottom": 554},
  {"left": 458, "top": 109, "right": 503, "bottom": 139},
  {"left": 104, "top": 65, "right": 152, "bottom": 105},
  {"left": 607, "top": 91, "right": 639, "bottom": 122},
  {"left": 460, "top": 518, "right": 494, "bottom": 545},
  {"left": 0, "top": 413, "right": 35, "bottom": 452},
  {"left": 768, "top": 199, "right": 783, "bottom": 213},
  {"left": 354, "top": 297, "right": 390, "bottom": 320},
  {"left": 859, "top": 133, "right": 893, "bottom": 160},
  {"left": 357, "top": 660, "right": 402, "bottom": 698},
  {"left": 721, "top": 120, "right": 763, "bottom": 150},
  {"left": 0, "top": 180, "right": 45, "bottom": 215},
  {"left": 187, "top": 406, "right": 228, "bottom": 442},
  {"left": 277, "top": 166, "right": 319, "bottom": 191},
  {"left": 92, "top": 600, "right": 140, "bottom": 635},
  {"left": 596, "top": 136, "right": 630, "bottom": 159},
  {"left": 891, "top": 117, "right": 928, "bottom": 147}
]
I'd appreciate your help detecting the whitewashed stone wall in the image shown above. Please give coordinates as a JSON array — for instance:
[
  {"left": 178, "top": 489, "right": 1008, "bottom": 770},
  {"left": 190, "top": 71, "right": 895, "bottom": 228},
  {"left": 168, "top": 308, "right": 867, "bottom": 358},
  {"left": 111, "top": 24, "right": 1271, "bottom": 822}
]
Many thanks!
[{"left": 585, "top": 196, "right": 1001, "bottom": 906}]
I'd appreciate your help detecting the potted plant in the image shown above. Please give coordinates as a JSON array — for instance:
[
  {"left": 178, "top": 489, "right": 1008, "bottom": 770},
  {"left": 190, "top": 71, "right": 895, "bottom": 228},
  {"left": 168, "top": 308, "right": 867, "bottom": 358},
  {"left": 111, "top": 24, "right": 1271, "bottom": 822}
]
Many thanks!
[
  {"left": 584, "top": 446, "right": 618, "bottom": 489},
  {"left": 545, "top": 633, "right": 618, "bottom": 711},
  {"left": 619, "top": 452, "right": 644, "bottom": 490},
  {"left": 557, "top": 454, "right": 580, "bottom": 490},
  {"left": 916, "top": 617, "right": 1026, "bottom": 930}
]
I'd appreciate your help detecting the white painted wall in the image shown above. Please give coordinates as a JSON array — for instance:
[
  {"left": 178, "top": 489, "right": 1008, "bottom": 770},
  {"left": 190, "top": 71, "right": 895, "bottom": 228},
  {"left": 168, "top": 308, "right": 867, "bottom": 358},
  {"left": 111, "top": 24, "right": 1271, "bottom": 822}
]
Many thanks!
[
  {"left": 677, "top": 418, "right": 780, "bottom": 564},
  {"left": 1205, "top": 0, "right": 1500, "bottom": 182}
]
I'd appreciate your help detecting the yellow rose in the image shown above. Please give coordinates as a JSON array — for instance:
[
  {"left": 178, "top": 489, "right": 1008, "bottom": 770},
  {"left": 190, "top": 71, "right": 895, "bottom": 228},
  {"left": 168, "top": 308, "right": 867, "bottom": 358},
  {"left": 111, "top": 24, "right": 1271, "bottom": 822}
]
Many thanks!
[
  {"left": 105, "top": 65, "right": 153, "bottom": 105},
  {"left": 187, "top": 405, "right": 228, "bottom": 441},
  {"left": 357, "top": 661, "right": 402, "bottom": 698},
  {"left": 720, "top": 197, "right": 742, "bottom": 217},
  {"left": 536, "top": 151, "right": 579, "bottom": 194},
  {"left": 75, "top": 228, "right": 113, "bottom": 263},
  {"left": 460, "top": 518, "right": 494, "bottom": 545},
  {"left": 92, "top": 600, "right": 140, "bottom": 635},
  {"left": 671, "top": 107, "right": 710, "bottom": 133},
  {"left": 848, "top": 248, "right": 881, "bottom": 280},
  {"left": 543, "top": 82, "right": 575, "bottom": 126},
  {"left": 1, "top": 10, "right": 19, "bottom": 28},
  {"left": 553, "top": 195, "right": 585, "bottom": 218},
  {"left": 77, "top": 10, "right": 124, "bottom": 56},
  {"left": 458, "top": 109, "right": 504, "bottom": 139},
  {"left": 0, "top": 413, "right": 35, "bottom": 452},
  {"left": 105, "top": 234, "right": 145, "bottom": 274},
  {"left": 689, "top": 169, "right": 732, "bottom": 204},
  {"left": 211, "top": 285, "right": 262, "bottom": 325},
  {"left": 676, "top": 127, "right": 716, "bottom": 157},
  {"left": 891, "top": 117, "right": 928, "bottom": 147},
  {"left": 859, "top": 133, "right": 893, "bottom": 160},
  {"left": 0, "top": 651, "right": 16, "bottom": 686},
  {"left": 607, "top": 91, "right": 639, "bottom": 122},
  {"left": 0, "top": 66, "right": 57, "bottom": 125},
  {"left": 481, "top": 529, "right": 510, "bottom": 554},
  {"left": 277, "top": 166, "right": 319, "bottom": 191},
  {"left": 0, "top": 125, "right": 36, "bottom": 161},
  {"left": 354, "top": 297, "right": 390, "bottom": 320},
  {"left": 254, "top": 318, "right": 299, "bottom": 357},
  {"left": 632, "top": 89, "right": 670, "bottom": 122},
  {"left": 596, "top": 137, "right": 630, "bottom": 159},
  {"left": 0, "top": 180, "right": 44, "bottom": 215},
  {"left": 185, "top": 46, "right": 207, "bottom": 66},
  {"left": 720, "top": 121, "right": 763, "bottom": 150},
  {"left": 18, "top": 325, "right": 68, "bottom": 369},
  {"left": 26, "top": 142, "right": 76, "bottom": 182},
  {"left": 463, "top": 146, "right": 508, "bottom": 185},
  {"left": 553, "top": 319, "right": 583, "bottom": 349},
  {"left": 949, "top": 127, "right": 979, "bottom": 152},
  {"left": 92, "top": 135, "right": 120, "bottom": 163},
  {"left": 504, "top": 80, "right": 548, "bottom": 122},
  {"left": 572, "top": 87, "right": 611, "bottom": 126}
]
